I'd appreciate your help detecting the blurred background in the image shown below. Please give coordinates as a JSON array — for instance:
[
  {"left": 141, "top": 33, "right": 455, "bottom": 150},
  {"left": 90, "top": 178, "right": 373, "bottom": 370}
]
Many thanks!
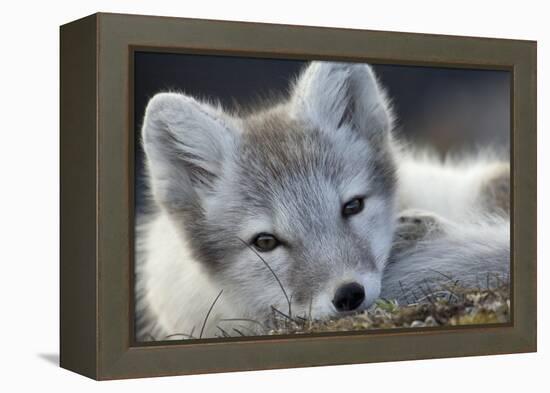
[{"left": 134, "top": 52, "right": 511, "bottom": 212}]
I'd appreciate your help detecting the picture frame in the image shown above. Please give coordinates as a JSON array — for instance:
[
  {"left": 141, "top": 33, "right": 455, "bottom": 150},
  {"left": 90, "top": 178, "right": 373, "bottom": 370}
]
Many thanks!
[{"left": 60, "top": 12, "right": 537, "bottom": 380}]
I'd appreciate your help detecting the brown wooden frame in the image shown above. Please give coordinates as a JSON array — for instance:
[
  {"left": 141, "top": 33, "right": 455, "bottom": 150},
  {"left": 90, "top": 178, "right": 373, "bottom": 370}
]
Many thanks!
[{"left": 60, "top": 12, "right": 537, "bottom": 380}]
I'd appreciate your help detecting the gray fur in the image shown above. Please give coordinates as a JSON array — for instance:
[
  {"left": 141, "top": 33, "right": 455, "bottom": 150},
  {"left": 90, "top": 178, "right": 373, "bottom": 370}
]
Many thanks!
[
  {"left": 136, "top": 60, "right": 510, "bottom": 340},
  {"left": 382, "top": 211, "right": 509, "bottom": 304}
]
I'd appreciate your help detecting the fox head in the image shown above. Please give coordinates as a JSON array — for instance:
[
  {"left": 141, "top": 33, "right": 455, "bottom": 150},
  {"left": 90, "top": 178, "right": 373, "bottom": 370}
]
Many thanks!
[{"left": 142, "top": 61, "right": 397, "bottom": 321}]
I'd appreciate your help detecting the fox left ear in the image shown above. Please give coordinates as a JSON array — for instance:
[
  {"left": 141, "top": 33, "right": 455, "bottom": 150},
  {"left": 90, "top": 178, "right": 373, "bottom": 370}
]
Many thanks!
[
  {"left": 141, "top": 92, "right": 238, "bottom": 211},
  {"left": 290, "top": 62, "right": 393, "bottom": 141}
]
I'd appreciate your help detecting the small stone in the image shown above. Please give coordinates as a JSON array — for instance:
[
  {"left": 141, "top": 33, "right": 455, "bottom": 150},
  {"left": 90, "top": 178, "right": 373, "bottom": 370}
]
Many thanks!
[
  {"left": 424, "top": 316, "right": 437, "bottom": 326},
  {"left": 410, "top": 320, "right": 425, "bottom": 328}
]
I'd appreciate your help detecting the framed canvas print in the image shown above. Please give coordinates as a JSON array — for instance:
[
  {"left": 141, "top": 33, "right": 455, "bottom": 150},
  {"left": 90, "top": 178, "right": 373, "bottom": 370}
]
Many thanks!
[{"left": 60, "top": 13, "right": 537, "bottom": 380}]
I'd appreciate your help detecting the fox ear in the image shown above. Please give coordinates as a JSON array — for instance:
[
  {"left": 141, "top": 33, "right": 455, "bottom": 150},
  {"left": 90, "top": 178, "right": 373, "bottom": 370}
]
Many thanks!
[
  {"left": 290, "top": 62, "right": 393, "bottom": 141},
  {"left": 141, "top": 92, "right": 237, "bottom": 210}
]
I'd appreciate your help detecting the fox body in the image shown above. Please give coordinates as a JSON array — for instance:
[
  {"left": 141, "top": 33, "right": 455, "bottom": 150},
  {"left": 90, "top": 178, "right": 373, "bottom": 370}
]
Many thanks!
[{"left": 136, "top": 62, "right": 509, "bottom": 340}]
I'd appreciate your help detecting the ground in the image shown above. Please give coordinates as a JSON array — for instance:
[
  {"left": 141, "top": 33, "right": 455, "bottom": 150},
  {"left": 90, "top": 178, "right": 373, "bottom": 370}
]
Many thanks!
[
  {"left": 262, "top": 285, "right": 510, "bottom": 336},
  {"left": 144, "top": 283, "right": 510, "bottom": 340}
]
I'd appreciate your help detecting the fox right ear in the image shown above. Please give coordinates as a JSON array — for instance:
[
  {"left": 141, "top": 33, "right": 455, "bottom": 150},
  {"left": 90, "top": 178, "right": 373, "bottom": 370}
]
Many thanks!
[
  {"left": 141, "top": 92, "right": 238, "bottom": 211},
  {"left": 290, "top": 62, "right": 393, "bottom": 142}
]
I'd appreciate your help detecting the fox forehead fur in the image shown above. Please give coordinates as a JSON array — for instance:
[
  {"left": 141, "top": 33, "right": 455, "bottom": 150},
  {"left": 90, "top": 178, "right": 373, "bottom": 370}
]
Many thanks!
[{"left": 136, "top": 61, "right": 510, "bottom": 340}]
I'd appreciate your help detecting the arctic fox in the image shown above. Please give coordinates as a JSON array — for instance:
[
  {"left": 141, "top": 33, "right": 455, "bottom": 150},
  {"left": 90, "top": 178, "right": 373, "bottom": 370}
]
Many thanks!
[{"left": 136, "top": 61, "right": 510, "bottom": 340}]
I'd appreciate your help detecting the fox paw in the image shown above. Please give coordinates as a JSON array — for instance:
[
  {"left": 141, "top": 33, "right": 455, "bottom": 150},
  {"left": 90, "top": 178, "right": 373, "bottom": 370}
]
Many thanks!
[{"left": 394, "top": 210, "right": 444, "bottom": 244}]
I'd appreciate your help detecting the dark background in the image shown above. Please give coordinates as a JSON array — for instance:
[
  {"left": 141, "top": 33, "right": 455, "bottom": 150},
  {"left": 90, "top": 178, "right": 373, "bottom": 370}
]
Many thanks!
[{"left": 134, "top": 52, "right": 511, "bottom": 212}]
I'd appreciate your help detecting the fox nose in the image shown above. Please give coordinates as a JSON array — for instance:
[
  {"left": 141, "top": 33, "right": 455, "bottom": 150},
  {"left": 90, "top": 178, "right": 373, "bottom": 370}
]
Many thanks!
[{"left": 332, "top": 282, "right": 365, "bottom": 312}]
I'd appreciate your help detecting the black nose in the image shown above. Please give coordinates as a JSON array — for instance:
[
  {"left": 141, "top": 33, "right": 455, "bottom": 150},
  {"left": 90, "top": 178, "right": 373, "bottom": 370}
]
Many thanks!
[{"left": 332, "top": 282, "right": 365, "bottom": 312}]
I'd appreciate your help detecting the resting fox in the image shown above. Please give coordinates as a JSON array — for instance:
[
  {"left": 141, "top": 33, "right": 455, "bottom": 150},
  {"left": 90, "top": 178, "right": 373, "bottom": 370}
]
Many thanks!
[{"left": 135, "top": 61, "right": 510, "bottom": 340}]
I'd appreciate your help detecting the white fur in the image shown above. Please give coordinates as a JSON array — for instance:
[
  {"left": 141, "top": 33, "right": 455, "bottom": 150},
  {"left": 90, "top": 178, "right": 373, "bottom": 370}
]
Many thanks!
[{"left": 396, "top": 151, "right": 508, "bottom": 222}]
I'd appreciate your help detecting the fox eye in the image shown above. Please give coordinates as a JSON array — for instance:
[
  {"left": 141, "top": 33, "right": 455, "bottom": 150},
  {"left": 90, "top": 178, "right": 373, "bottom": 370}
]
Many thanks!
[
  {"left": 342, "top": 197, "right": 365, "bottom": 217},
  {"left": 253, "top": 233, "right": 280, "bottom": 252}
]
